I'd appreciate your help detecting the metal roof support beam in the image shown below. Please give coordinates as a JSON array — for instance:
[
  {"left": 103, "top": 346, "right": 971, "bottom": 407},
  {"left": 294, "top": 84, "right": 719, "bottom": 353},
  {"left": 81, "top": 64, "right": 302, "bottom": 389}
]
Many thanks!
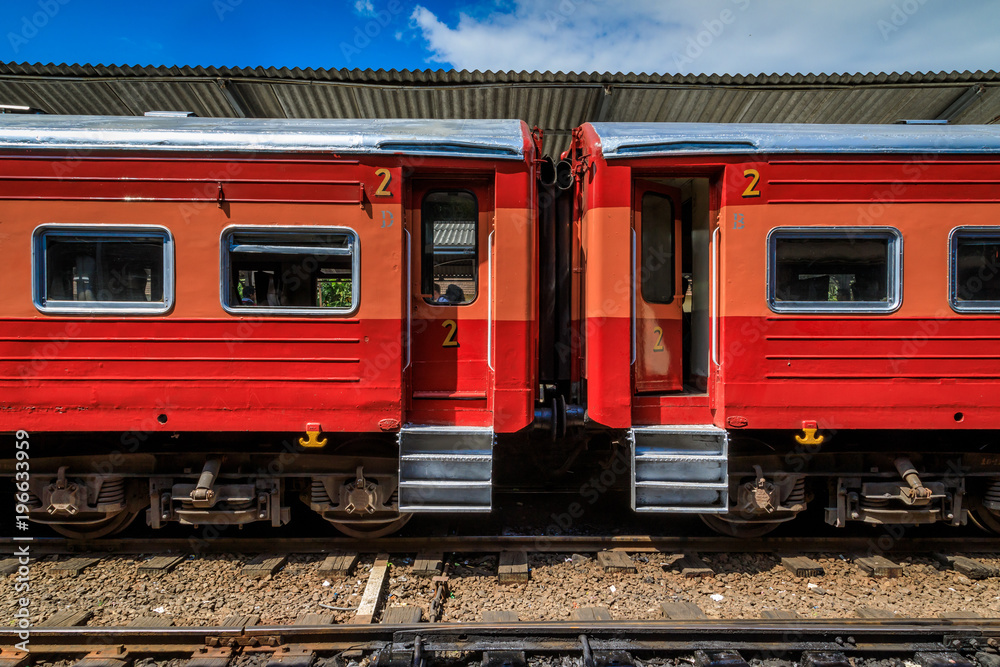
[
  {"left": 937, "top": 83, "right": 984, "bottom": 122},
  {"left": 215, "top": 78, "right": 250, "bottom": 118},
  {"left": 595, "top": 85, "right": 615, "bottom": 122}
]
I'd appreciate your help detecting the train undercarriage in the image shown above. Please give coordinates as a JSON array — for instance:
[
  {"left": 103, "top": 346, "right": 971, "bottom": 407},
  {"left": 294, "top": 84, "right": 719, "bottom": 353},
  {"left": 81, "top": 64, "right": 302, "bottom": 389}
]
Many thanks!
[{"left": 11, "top": 428, "right": 1000, "bottom": 540}]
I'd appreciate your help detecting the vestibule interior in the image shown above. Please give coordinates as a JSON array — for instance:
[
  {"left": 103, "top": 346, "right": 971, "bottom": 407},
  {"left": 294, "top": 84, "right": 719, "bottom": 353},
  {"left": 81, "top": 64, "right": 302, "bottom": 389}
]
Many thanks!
[{"left": 640, "top": 176, "right": 713, "bottom": 392}]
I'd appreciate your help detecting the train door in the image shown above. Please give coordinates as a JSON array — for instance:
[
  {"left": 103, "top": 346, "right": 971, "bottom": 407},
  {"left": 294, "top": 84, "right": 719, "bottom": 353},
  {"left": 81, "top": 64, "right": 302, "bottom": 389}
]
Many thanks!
[
  {"left": 408, "top": 180, "right": 492, "bottom": 418},
  {"left": 633, "top": 180, "right": 684, "bottom": 393}
]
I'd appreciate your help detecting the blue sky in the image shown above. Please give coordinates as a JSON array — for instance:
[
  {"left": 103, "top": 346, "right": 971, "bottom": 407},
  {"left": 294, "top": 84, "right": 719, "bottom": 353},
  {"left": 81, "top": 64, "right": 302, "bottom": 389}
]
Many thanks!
[{"left": 2, "top": 0, "right": 999, "bottom": 75}]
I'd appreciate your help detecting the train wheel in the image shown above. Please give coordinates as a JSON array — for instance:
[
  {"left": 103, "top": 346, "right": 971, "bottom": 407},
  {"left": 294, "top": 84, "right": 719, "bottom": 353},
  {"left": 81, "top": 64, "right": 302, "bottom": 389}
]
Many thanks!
[
  {"left": 312, "top": 435, "right": 413, "bottom": 539},
  {"left": 970, "top": 500, "right": 1000, "bottom": 535},
  {"left": 700, "top": 514, "right": 782, "bottom": 538},
  {"left": 48, "top": 510, "right": 141, "bottom": 540},
  {"left": 327, "top": 513, "right": 412, "bottom": 539}
]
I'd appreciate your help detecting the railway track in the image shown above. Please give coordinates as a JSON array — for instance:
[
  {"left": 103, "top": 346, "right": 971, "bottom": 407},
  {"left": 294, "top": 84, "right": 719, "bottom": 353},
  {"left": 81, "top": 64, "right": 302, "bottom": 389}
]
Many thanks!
[
  {"left": 2, "top": 618, "right": 999, "bottom": 666},
  {"left": 8, "top": 534, "right": 1000, "bottom": 556},
  {"left": 10, "top": 532, "right": 1000, "bottom": 664},
  {"left": 9, "top": 537, "right": 1000, "bottom": 628}
]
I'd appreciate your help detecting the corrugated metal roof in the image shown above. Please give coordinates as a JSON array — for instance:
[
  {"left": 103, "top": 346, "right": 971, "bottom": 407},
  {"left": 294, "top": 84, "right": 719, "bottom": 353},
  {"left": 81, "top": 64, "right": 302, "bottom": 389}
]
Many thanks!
[
  {"left": 2, "top": 63, "right": 999, "bottom": 157},
  {"left": 433, "top": 221, "right": 476, "bottom": 247}
]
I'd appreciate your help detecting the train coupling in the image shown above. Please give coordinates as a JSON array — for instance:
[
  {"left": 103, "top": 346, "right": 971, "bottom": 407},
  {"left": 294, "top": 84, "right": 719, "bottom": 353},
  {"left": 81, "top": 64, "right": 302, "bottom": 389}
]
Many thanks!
[{"left": 534, "top": 395, "right": 586, "bottom": 440}]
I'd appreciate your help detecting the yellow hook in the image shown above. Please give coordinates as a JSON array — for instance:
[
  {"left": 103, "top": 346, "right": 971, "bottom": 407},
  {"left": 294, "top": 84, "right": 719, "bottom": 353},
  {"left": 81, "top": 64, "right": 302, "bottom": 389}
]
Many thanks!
[
  {"left": 794, "top": 420, "right": 824, "bottom": 446},
  {"left": 299, "top": 423, "right": 328, "bottom": 448}
]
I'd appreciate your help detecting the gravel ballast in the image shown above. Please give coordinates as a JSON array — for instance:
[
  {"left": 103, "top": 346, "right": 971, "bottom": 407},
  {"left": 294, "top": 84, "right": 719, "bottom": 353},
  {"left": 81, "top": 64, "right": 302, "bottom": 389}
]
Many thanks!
[{"left": 5, "top": 551, "right": 1000, "bottom": 626}]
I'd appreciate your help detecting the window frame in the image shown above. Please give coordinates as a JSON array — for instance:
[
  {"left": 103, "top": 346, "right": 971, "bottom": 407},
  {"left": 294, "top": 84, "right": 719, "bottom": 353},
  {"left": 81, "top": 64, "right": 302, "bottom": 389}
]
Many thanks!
[
  {"left": 32, "top": 223, "right": 175, "bottom": 315},
  {"left": 220, "top": 225, "right": 360, "bottom": 317},
  {"left": 949, "top": 226, "right": 1000, "bottom": 313},
  {"left": 766, "top": 226, "right": 903, "bottom": 314},
  {"left": 421, "top": 188, "right": 479, "bottom": 307},
  {"left": 639, "top": 190, "right": 675, "bottom": 305}
]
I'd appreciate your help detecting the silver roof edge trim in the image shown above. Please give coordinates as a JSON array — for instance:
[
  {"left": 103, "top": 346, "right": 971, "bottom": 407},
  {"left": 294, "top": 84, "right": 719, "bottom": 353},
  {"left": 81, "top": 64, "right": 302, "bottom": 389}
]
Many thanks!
[
  {"left": 0, "top": 116, "right": 526, "bottom": 159},
  {"left": 591, "top": 122, "right": 1000, "bottom": 157}
]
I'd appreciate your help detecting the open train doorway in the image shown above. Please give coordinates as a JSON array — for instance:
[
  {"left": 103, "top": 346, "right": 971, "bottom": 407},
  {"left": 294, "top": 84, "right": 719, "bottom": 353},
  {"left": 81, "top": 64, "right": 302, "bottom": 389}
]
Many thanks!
[
  {"left": 408, "top": 179, "right": 493, "bottom": 416},
  {"left": 633, "top": 176, "right": 713, "bottom": 394}
]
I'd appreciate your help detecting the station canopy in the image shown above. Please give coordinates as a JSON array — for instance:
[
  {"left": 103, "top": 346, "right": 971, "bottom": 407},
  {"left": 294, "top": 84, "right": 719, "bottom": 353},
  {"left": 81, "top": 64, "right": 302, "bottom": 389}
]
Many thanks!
[{"left": 1, "top": 62, "right": 998, "bottom": 156}]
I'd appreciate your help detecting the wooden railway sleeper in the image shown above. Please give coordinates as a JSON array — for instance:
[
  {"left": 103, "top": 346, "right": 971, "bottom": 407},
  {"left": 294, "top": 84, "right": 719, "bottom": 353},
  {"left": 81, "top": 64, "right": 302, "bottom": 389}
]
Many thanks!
[
  {"left": 481, "top": 651, "right": 526, "bottom": 667},
  {"left": 592, "top": 650, "right": 635, "bottom": 667},
  {"left": 266, "top": 644, "right": 316, "bottom": 667},
  {"left": 379, "top": 635, "right": 428, "bottom": 667},
  {"left": 186, "top": 645, "right": 235, "bottom": 667},
  {"left": 0, "top": 648, "right": 30, "bottom": 667},
  {"left": 695, "top": 650, "right": 750, "bottom": 667},
  {"left": 578, "top": 635, "right": 635, "bottom": 667},
  {"left": 74, "top": 645, "right": 130, "bottom": 667},
  {"left": 800, "top": 652, "right": 851, "bottom": 667},
  {"left": 378, "top": 635, "right": 426, "bottom": 667},
  {"left": 913, "top": 652, "right": 976, "bottom": 667}
]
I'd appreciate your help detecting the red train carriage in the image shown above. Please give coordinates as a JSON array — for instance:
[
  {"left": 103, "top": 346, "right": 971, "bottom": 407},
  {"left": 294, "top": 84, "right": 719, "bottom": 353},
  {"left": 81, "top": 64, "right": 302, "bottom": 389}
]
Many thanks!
[
  {"left": 565, "top": 122, "right": 1000, "bottom": 536},
  {"left": 0, "top": 115, "right": 538, "bottom": 537},
  {"left": 10, "top": 114, "right": 1000, "bottom": 540}
]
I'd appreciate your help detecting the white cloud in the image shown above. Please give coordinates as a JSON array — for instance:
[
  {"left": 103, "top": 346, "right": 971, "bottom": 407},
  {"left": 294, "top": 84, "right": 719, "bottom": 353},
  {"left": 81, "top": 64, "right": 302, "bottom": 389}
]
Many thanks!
[
  {"left": 355, "top": 0, "right": 375, "bottom": 17},
  {"left": 407, "top": 0, "right": 1000, "bottom": 75}
]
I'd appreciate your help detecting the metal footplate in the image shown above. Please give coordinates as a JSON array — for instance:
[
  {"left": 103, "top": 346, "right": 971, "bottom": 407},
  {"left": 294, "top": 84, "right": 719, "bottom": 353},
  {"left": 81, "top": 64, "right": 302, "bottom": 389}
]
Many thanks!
[
  {"left": 630, "top": 425, "right": 729, "bottom": 512},
  {"left": 398, "top": 426, "right": 494, "bottom": 512}
]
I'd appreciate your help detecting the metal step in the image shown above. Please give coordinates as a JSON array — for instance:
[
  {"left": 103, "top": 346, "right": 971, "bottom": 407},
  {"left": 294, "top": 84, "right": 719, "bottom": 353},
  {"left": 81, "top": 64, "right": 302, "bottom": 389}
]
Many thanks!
[
  {"left": 634, "top": 453, "right": 728, "bottom": 463},
  {"left": 398, "top": 426, "right": 493, "bottom": 512},
  {"left": 630, "top": 425, "right": 729, "bottom": 512}
]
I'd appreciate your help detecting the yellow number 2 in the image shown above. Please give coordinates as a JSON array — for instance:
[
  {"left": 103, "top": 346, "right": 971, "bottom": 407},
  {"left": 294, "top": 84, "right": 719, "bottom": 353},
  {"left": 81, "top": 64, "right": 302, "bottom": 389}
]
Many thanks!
[
  {"left": 652, "top": 326, "right": 664, "bottom": 352},
  {"left": 742, "top": 168, "right": 761, "bottom": 198},
  {"left": 442, "top": 319, "right": 459, "bottom": 347},
  {"left": 374, "top": 168, "right": 392, "bottom": 197}
]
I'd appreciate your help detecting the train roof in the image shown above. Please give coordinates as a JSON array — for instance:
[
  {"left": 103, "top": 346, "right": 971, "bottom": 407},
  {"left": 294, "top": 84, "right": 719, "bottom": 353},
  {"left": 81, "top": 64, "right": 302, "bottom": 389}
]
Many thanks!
[
  {"left": 589, "top": 122, "right": 1000, "bottom": 158},
  {"left": 0, "top": 115, "right": 527, "bottom": 159}
]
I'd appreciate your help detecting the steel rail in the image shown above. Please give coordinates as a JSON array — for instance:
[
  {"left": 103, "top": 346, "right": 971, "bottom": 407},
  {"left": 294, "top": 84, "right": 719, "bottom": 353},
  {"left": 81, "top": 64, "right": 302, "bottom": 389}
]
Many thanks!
[
  {"left": 3, "top": 619, "right": 998, "bottom": 655},
  {"left": 6, "top": 534, "right": 1000, "bottom": 555}
]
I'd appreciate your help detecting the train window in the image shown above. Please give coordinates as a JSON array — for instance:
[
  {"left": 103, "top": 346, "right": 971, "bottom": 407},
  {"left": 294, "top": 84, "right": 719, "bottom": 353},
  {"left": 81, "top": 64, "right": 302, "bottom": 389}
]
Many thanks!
[
  {"left": 641, "top": 191, "right": 675, "bottom": 304},
  {"left": 421, "top": 190, "right": 477, "bottom": 305},
  {"left": 767, "top": 227, "right": 902, "bottom": 313},
  {"left": 221, "top": 227, "right": 358, "bottom": 315},
  {"left": 32, "top": 225, "right": 173, "bottom": 314},
  {"left": 950, "top": 227, "right": 1000, "bottom": 312}
]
